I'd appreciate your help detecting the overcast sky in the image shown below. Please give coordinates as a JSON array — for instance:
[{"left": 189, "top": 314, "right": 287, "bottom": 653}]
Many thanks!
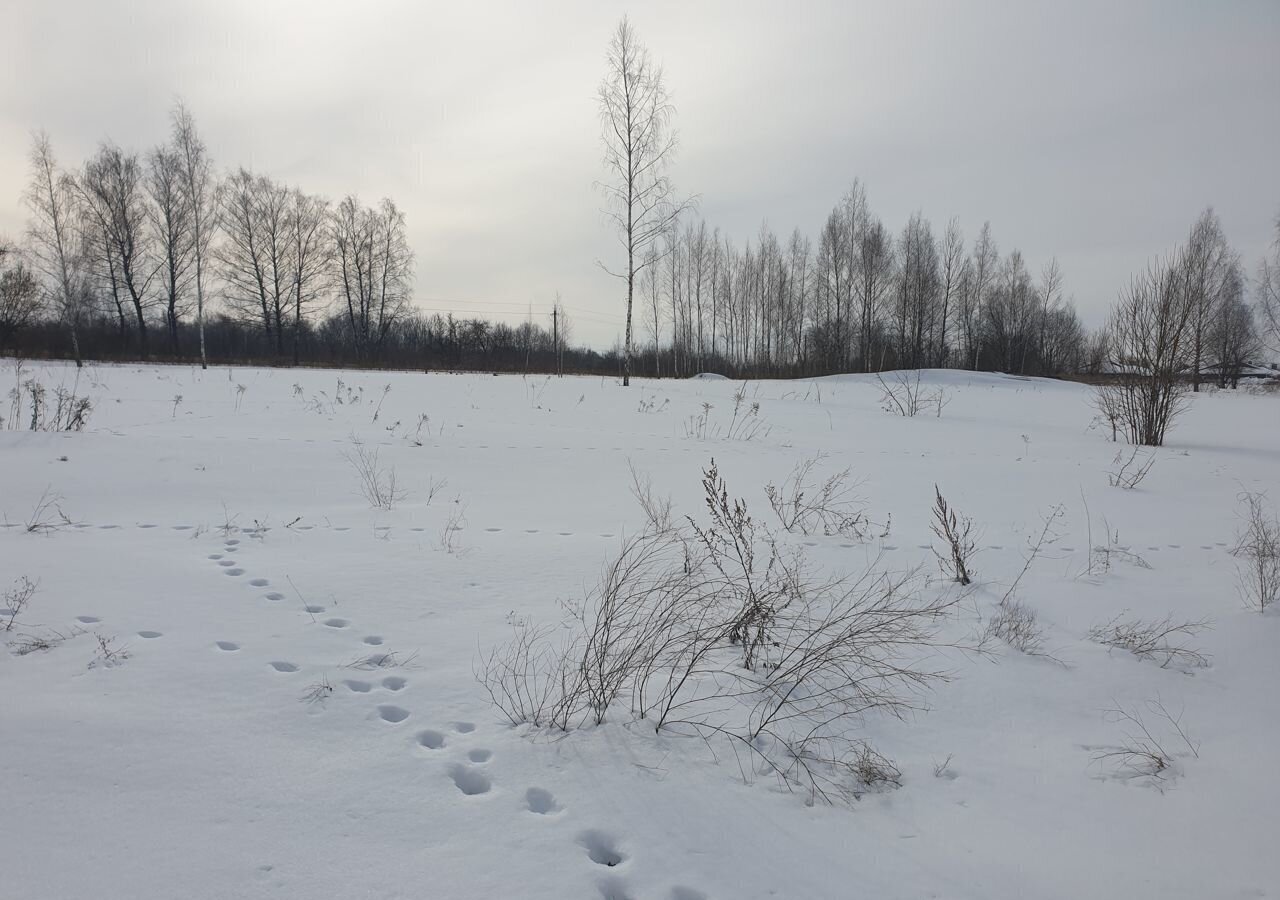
[{"left": 2, "top": 0, "right": 1277, "bottom": 347}]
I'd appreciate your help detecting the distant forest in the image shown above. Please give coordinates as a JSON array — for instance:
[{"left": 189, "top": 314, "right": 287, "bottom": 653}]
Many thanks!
[{"left": 2, "top": 81, "right": 1275, "bottom": 381}]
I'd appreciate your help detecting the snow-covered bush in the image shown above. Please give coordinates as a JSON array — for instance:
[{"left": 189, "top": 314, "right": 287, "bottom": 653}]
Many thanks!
[{"left": 477, "top": 460, "right": 958, "bottom": 803}]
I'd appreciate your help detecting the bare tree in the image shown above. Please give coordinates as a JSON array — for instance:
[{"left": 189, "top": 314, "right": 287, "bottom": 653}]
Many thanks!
[
  {"left": 936, "top": 219, "right": 964, "bottom": 367},
  {"left": 172, "top": 101, "right": 217, "bottom": 369},
  {"left": 23, "top": 132, "right": 83, "bottom": 364},
  {"left": 1036, "top": 257, "right": 1064, "bottom": 373},
  {"left": 0, "top": 242, "right": 43, "bottom": 349},
  {"left": 893, "top": 211, "right": 940, "bottom": 368},
  {"left": 219, "top": 169, "right": 294, "bottom": 352},
  {"left": 288, "top": 189, "right": 331, "bottom": 365},
  {"left": 332, "top": 196, "right": 412, "bottom": 361},
  {"left": 1256, "top": 211, "right": 1280, "bottom": 355},
  {"left": 1181, "top": 208, "right": 1234, "bottom": 392},
  {"left": 854, "top": 217, "right": 895, "bottom": 372},
  {"left": 640, "top": 244, "right": 663, "bottom": 374},
  {"left": 962, "top": 222, "right": 998, "bottom": 370},
  {"left": 1105, "top": 255, "right": 1195, "bottom": 446},
  {"left": 78, "top": 143, "right": 157, "bottom": 357},
  {"left": 1210, "top": 265, "right": 1257, "bottom": 388},
  {"left": 145, "top": 145, "right": 194, "bottom": 355},
  {"left": 597, "top": 16, "right": 692, "bottom": 386}
]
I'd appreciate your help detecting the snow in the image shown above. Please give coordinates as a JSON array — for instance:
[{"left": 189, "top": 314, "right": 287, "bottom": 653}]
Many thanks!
[{"left": 1, "top": 360, "right": 1277, "bottom": 900}]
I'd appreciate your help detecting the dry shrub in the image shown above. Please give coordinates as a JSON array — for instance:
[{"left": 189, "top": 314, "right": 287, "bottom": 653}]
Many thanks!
[
  {"left": 1108, "top": 447, "right": 1156, "bottom": 489},
  {"left": 2, "top": 576, "right": 36, "bottom": 631},
  {"left": 876, "top": 370, "right": 949, "bottom": 418},
  {"left": 1088, "top": 615, "right": 1211, "bottom": 671},
  {"left": 765, "top": 454, "right": 870, "bottom": 538},
  {"left": 1232, "top": 491, "right": 1280, "bottom": 612},
  {"left": 931, "top": 487, "right": 977, "bottom": 585},
  {"left": 1092, "top": 699, "right": 1198, "bottom": 790},
  {"left": 341, "top": 439, "right": 406, "bottom": 511},
  {"left": 478, "top": 459, "right": 959, "bottom": 804},
  {"left": 984, "top": 598, "right": 1045, "bottom": 656}
]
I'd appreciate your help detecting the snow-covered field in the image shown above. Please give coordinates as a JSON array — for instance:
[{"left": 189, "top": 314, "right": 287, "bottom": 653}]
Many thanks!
[{"left": 1, "top": 360, "right": 1277, "bottom": 900}]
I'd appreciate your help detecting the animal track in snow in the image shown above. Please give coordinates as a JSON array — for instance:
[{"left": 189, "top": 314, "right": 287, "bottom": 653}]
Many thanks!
[
  {"left": 75, "top": 615, "right": 100, "bottom": 624},
  {"left": 669, "top": 888, "right": 709, "bottom": 900},
  {"left": 225, "top": 539, "right": 240, "bottom": 546},
  {"left": 467, "top": 748, "right": 492, "bottom": 763},
  {"left": 377, "top": 705, "right": 410, "bottom": 724},
  {"left": 381, "top": 676, "right": 407, "bottom": 691},
  {"left": 525, "top": 787, "right": 559, "bottom": 814},
  {"left": 598, "top": 877, "right": 635, "bottom": 900},
  {"left": 217, "top": 559, "right": 236, "bottom": 567},
  {"left": 208, "top": 554, "right": 223, "bottom": 560},
  {"left": 453, "top": 721, "right": 476, "bottom": 734},
  {"left": 137, "top": 524, "right": 157, "bottom": 529},
  {"left": 269, "top": 661, "right": 299, "bottom": 673},
  {"left": 345, "top": 680, "right": 372, "bottom": 693},
  {"left": 485, "top": 527, "right": 502, "bottom": 533},
  {"left": 225, "top": 568, "right": 245, "bottom": 576},
  {"left": 137, "top": 630, "right": 163, "bottom": 639},
  {"left": 416, "top": 729, "right": 446, "bottom": 749},
  {"left": 362, "top": 635, "right": 383, "bottom": 645},
  {"left": 248, "top": 578, "right": 269, "bottom": 587},
  {"left": 578, "top": 830, "right": 626, "bottom": 867},
  {"left": 214, "top": 641, "right": 239, "bottom": 652},
  {"left": 449, "top": 764, "right": 492, "bottom": 796},
  {"left": 323, "top": 618, "right": 349, "bottom": 629},
  {"left": 304, "top": 604, "right": 325, "bottom": 614},
  {"left": 98, "top": 524, "right": 120, "bottom": 529},
  {"left": 264, "top": 592, "right": 285, "bottom": 602}
]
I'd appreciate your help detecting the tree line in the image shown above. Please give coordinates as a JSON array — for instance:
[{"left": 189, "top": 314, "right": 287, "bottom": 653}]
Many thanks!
[
  {"left": 3, "top": 24, "right": 1276, "bottom": 384},
  {"left": 3, "top": 102, "right": 597, "bottom": 374},
  {"left": 598, "top": 17, "right": 1275, "bottom": 387}
]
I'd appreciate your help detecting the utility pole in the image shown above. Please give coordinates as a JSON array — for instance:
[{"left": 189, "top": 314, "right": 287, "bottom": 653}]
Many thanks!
[{"left": 552, "top": 304, "right": 560, "bottom": 377}]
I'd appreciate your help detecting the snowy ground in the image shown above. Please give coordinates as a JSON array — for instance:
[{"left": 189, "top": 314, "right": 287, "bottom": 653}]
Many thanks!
[{"left": 1, "top": 360, "right": 1277, "bottom": 900}]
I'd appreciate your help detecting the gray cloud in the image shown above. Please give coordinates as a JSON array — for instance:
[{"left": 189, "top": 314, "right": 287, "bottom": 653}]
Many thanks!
[{"left": 2, "top": 0, "right": 1277, "bottom": 345}]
